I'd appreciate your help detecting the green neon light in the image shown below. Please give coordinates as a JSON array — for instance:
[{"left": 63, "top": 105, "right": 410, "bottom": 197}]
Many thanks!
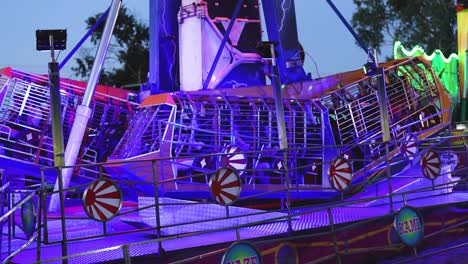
[
  {"left": 393, "top": 41, "right": 459, "bottom": 104},
  {"left": 393, "top": 41, "right": 458, "bottom": 63}
]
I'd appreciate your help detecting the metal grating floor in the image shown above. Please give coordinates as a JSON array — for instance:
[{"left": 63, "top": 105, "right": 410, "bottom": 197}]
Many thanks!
[{"left": 10, "top": 191, "right": 468, "bottom": 263}]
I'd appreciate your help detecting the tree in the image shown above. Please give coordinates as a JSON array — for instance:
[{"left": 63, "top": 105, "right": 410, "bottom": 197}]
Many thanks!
[
  {"left": 72, "top": 6, "right": 149, "bottom": 89},
  {"left": 352, "top": 0, "right": 457, "bottom": 55}
]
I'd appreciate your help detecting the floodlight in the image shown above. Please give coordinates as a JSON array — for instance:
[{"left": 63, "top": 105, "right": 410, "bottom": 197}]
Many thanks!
[{"left": 36, "top": 29, "right": 67, "bottom": 51}]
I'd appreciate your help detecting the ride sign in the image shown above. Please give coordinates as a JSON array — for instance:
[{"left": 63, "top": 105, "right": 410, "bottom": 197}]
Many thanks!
[
  {"left": 394, "top": 206, "right": 424, "bottom": 247},
  {"left": 221, "top": 241, "right": 262, "bottom": 264}
]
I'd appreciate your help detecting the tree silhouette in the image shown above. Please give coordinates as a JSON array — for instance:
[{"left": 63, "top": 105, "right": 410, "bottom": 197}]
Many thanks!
[
  {"left": 352, "top": 0, "right": 457, "bottom": 55},
  {"left": 72, "top": 6, "right": 149, "bottom": 90}
]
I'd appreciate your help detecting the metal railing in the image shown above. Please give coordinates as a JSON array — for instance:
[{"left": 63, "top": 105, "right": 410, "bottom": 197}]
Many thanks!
[
  {"left": 0, "top": 169, "right": 42, "bottom": 264},
  {"left": 13, "top": 133, "right": 464, "bottom": 263},
  {"left": 0, "top": 72, "right": 136, "bottom": 167},
  {"left": 32, "top": 174, "right": 468, "bottom": 264}
]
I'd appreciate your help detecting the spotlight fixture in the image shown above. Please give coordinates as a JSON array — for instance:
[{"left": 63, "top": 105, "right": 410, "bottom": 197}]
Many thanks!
[{"left": 36, "top": 29, "right": 67, "bottom": 51}]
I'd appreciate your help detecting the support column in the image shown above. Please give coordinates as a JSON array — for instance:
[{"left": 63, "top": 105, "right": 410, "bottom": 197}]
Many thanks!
[
  {"left": 262, "top": 0, "right": 307, "bottom": 83},
  {"left": 148, "top": 0, "right": 181, "bottom": 94},
  {"left": 49, "top": 0, "right": 122, "bottom": 212},
  {"left": 49, "top": 61, "right": 65, "bottom": 168},
  {"left": 148, "top": 0, "right": 160, "bottom": 93},
  {"left": 376, "top": 67, "right": 394, "bottom": 212}
]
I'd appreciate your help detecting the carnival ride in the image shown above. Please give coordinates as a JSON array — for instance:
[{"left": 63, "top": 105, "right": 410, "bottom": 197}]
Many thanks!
[
  {"left": 106, "top": 56, "right": 452, "bottom": 196},
  {"left": 0, "top": 0, "right": 466, "bottom": 263}
]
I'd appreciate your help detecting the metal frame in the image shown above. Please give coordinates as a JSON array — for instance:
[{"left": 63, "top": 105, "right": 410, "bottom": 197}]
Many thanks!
[
  {"left": 0, "top": 131, "right": 464, "bottom": 262},
  {"left": 106, "top": 57, "right": 449, "bottom": 192},
  {"left": 0, "top": 69, "right": 135, "bottom": 167},
  {"left": 203, "top": 0, "right": 244, "bottom": 90},
  {"left": 26, "top": 147, "right": 467, "bottom": 263},
  {"left": 58, "top": 8, "right": 110, "bottom": 71}
]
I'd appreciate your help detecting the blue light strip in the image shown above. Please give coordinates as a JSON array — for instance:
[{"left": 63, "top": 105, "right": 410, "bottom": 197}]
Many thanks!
[
  {"left": 202, "top": 0, "right": 245, "bottom": 90},
  {"left": 58, "top": 8, "right": 110, "bottom": 71}
]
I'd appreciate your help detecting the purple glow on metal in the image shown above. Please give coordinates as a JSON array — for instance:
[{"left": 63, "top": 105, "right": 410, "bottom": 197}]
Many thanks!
[
  {"left": 203, "top": 0, "right": 244, "bottom": 90},
  {"left": 149, "top": 0, "right": 180, "bottom": 93}
]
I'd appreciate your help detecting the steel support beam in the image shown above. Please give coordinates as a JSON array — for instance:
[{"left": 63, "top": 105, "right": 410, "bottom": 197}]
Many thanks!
[
  {"left": 148, "top": 0, "right": 181, "bottom": 93},
  {"left": 59, "top": 8, "right": 110, "bottom": 71},
  {"left": 262, "top": 0, "right": 288, "bottom": 84},
  {"left": 203, "top": 0, "right": 244, "bottom": 90},
  {"left": 148, "top": 0, "right": 160, "bottom": 93},
  {"left": 325, "top": 0, "right": 368, "bottom": 55},
  {"left": 49, "top": 0, "right": 122, "bottom": 212}
]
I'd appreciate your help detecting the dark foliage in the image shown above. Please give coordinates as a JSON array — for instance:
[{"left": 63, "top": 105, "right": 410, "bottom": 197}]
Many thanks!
[
  {"left": 72, "top": 6, "right": 149, "bottom": 89},
  {"left": 352, "top": 0, "right": 457, "bottom": 55}
]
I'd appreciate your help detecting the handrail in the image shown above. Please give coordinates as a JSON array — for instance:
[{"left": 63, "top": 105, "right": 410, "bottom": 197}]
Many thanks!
[
  {"left": 38, "top": 152, "right": 467, "bottom": 243},
  {"left": 33, "top": 182, "right": 468, "bottom": 263},
  {"left": 25, "top": 114, "right": 467, "bottom": 263},
  {"left": 0, "top": 190, "right": 36, "bottom": 223},
  {"left": 0, "top": 182, "right": 10, "bottom": 193},
  {"left": 393, "top": 243, "right": 468, "bottom": 264},
  {"left": 36, "top": 132, "right": 467, "bottom": 172},
  {"left": 3, "top": 233, "right": 38, "bottom": 264},
  {"left": 0, "top": 73, "right": 134, "bottom": 166},
  {"left": 9, "top": 70, "right": 138, "bottom": 106}
]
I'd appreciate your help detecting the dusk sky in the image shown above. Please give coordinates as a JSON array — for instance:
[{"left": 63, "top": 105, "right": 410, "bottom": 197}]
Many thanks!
[{"left": 0, "top": 0, "right": 393, "bottom": 81}]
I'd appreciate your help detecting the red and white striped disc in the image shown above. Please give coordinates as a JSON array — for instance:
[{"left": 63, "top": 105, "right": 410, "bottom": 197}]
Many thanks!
[
  {"left": 83, "top": 179, "right": 122, "bottom": 222},
  {"left": 328, "top": 158, "right": 352, "bottom": 191},
  {"left": 221, "top": 145, "right": 247, "bottom": 171},
  {"left": 420, "top": 150, "right": 441, "bottom": 180},
  {"left": 209, "top": 168, "right": 241, "bottom": 206},
  {"left": 401, "top": 134, "right": 418, "bottom": 160}
]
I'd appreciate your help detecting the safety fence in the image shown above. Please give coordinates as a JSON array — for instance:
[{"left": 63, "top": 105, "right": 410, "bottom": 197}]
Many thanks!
[{"left": 0, "top": 133, "right": 462, "bottom": 263}]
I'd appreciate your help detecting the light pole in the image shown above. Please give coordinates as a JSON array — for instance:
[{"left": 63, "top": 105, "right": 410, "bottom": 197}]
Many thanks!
[
  {"left": 257, "top": 41, "right": 288, "bottom": 150},
  {"left": 36, "top": 28, "right": 68, "bottom": 261},
  {"left": 365, "top": 48, "right": 394, "bottom": 213},
  {"left": 257, "top": 41, "right": 293, "bottom": 232},
  {"left": 49, "top": 0, "right": 122, "bottom": 212},
  {"left": 36, "top": 29, "right": 67, "bottom": 168}
]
